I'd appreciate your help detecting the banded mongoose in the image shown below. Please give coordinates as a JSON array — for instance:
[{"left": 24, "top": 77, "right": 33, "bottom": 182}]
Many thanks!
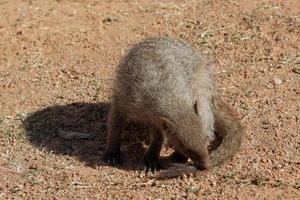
[{"left": 103, "top": 37, "right": 244, "bottom": 171}]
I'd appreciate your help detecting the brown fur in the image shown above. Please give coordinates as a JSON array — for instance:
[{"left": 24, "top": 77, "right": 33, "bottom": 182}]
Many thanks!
[{"left": 103, "top": 37, "right": 244, "bottom": 171}]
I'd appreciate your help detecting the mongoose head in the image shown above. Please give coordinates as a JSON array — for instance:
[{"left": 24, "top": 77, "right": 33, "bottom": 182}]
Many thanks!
[{"left": 158, "top": 114, "right": 211, "bottom": 170}]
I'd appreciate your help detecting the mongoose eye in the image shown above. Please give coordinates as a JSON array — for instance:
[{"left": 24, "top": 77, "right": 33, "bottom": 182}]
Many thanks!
[
  {"left": 194, "top": 101, "right": 199, "bottom": 115},
  {"left": 161, "top": 121, "right": 168, "bottom": 130}
]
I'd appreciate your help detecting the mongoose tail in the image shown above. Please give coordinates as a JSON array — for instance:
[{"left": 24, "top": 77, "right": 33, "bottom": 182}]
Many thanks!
[{"left": 210, "top": 97, "right": 245, "bottom": 166}]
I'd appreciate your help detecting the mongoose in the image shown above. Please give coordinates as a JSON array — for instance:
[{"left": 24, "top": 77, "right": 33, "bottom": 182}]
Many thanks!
[{"left": 103, "top": 37, "right": 244, "bottom": 172}]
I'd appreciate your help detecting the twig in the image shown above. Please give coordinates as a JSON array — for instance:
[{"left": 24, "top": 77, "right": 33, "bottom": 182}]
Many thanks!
[
  {"left": 58, "top": 128, "right": 95, "bottom": 140},
  {"left": 155, "top": 163, "right": 198, "bottom": 179},
  {"left": 241, "top": 108, "right": 256, "bottom": 122}
]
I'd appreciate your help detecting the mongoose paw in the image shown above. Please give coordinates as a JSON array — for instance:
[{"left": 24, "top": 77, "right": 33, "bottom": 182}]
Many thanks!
[
  {"left": 169, "top": 151, "right": 188, "bottom": 163},
  {"left": 103, "top": 153, "right": 122, "bottom": 166},
  {"left": 143, "top": 156, "right": 163, "bottom": 173}
]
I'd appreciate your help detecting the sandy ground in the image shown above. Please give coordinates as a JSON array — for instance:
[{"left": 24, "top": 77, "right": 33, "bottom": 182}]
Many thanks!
[{"left": 0, "top": 0, "right": 299, "bottom": 199}]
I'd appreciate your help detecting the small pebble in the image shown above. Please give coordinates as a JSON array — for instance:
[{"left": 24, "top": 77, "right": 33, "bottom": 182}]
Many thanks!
[
  {"left": 292, "top": 67, "right": 300, "bottom": 74},
  {"left": 102, "top": 16, "right": 118, "bottom": 24},
  {"left": 273, "top": 77, "right": 283, "bottom": 85}
]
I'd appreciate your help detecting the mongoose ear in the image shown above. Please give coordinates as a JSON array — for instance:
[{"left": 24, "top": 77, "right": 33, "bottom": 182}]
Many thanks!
[
  {"left": 194, "top": 100, "right": 199, "bottom": 116},
  {"left": 158, "top": 117, "right": 174, "bottom": 130}
]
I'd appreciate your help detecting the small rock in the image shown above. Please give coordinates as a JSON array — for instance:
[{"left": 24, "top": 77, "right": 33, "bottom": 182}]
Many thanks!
[
  {"left": 261, "top": 158, "right": 267, "bottom": 163},
  {"left": 102, "top": 16, "right": 118, "bottom": 24},
  {"left": 186, "top": 185, "right": 199, "bottom": 193},
  {"left": 273, "top": 77, "right": 283, "bottom": 85},
  {"left": 210, "top": 181, "right": 217, "bottom": 187},
  {"left": 16, "top": 30, "right": 23, "bottom": 35},
  {"left": 292, "top": 67, "right": 300, "bottom": 74}
]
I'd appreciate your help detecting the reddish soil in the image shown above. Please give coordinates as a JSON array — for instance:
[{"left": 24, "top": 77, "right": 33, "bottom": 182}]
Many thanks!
[{"left": 0, "top": 0, "right": 299, "bottom": 199}]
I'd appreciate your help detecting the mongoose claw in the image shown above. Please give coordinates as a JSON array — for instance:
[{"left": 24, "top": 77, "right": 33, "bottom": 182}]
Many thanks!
[
  {"left": 143, "top": 157, "right": 163, "bottom": 173},
  {"left": 103, "top": 153, "right": 122, "bottom": 166}
]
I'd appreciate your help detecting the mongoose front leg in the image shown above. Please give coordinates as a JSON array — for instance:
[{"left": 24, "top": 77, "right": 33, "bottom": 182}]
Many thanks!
[
  {"left": 103, "top": 107, "right": 126, "bottom": 165},
  {"left": 143, "top": 126, "right": 164, "bottom": 172}
]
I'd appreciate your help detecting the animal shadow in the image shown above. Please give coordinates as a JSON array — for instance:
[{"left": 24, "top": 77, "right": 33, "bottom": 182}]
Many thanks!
[{"left": 23, "top": 102, "right": 148, "bottom": 170}]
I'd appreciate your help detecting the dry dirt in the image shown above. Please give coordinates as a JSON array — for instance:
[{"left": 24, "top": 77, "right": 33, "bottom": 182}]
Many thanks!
[{"left": 0, "top": 0, "right": 299, "bottom": 199}]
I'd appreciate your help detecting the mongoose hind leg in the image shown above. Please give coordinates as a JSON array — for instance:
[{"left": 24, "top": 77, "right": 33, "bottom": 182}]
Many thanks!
[
  {"left": 103, "top": 107, "right": 126, "bottom": 165},
  {"left": 143, "top": 126, "right": 164, "bottom": 172}
]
